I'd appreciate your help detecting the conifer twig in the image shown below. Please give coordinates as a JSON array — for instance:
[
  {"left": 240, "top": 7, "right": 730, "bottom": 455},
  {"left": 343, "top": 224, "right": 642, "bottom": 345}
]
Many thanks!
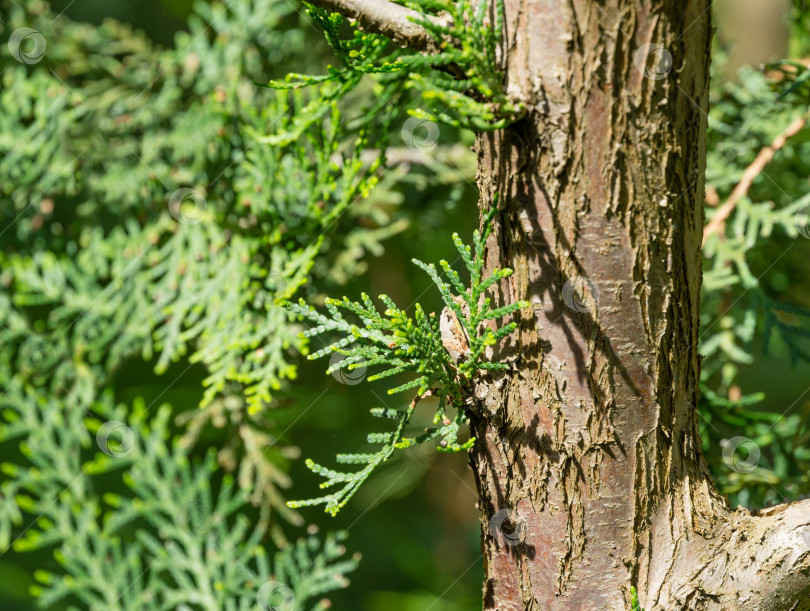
[{"left": 703, "top": 114, "right": 807, "bottom": 246}]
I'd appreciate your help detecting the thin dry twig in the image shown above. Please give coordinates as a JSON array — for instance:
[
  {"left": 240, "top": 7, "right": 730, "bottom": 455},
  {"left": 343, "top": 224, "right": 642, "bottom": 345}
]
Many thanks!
[{"left": 703, "top": 114, "right": 807, "bottom": 247}]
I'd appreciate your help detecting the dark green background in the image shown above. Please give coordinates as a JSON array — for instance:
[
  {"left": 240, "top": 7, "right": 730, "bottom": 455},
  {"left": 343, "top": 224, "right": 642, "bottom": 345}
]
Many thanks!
[{"left": 3, "top": 1, "right": 810, "bottom": 609}]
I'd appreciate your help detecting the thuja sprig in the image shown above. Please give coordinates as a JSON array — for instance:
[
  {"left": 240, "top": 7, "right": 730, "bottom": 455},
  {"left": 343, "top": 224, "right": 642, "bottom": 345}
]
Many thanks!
[
  {"left": 267, "top": 0, "right": 523, "bottom": 136},
  {"left": 630, "top": 586, "right": 646, "bottom": 611},
  {"left": 285, "top": 205, "right": 529, "bottom": 514}
]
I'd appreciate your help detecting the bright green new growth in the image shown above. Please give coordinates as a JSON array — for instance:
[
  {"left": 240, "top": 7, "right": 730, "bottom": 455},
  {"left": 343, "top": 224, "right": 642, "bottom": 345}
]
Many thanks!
[
  {"left": 286, "top": 206, "right": 529, "bottom": 515},
  {"left": 267, "top": 0, "right": 523, "bottom": 139},
  {"left": 630, "top": 586, "right": 645, "bottom": 611}
]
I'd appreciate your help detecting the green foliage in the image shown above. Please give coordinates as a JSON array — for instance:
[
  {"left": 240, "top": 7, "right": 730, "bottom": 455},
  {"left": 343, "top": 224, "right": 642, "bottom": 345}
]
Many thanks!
[
  {"left": 629, "top": 586, "right": 645, "bottom": 611},
  {"left": 267, "top": 0, "right": 522, "bottom": 137},
  {"left": 286, "top": 206, "right": 528, "bottom": 515},
  {"left": 0, "top": 0, "right": 488, "bottom": 603},
  {"left": 789, "top": 0, "right": 810, "bottom": 57},
  {"left": 4, "top": 0, "right": 810, "bottom": 607},
  {"left": 0, "top": 0, "right": 395, "bottom": 605},
  {"left": 701, "top": 31, "right": 810, "bottom": 506},
  {"left": 0, "top": 387, "right": 357, "bottom": 610}
]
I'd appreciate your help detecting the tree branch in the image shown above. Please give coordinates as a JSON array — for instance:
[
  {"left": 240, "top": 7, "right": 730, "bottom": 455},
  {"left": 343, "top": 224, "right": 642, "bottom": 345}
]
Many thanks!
[
  {"left": 303, "top": 0, "right": 452, "bottom": 53},
  {"left": 654, "top": 499, "right": 810, "bottom": 610},
  {"left": 702, "top": 114, "right": 807, "bottom": 247}
]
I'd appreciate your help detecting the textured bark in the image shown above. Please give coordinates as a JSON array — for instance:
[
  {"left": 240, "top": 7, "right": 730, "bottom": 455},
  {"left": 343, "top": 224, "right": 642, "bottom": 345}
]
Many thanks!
[{"left": 463, "top": 1, "right": 810, "bottom": 610}]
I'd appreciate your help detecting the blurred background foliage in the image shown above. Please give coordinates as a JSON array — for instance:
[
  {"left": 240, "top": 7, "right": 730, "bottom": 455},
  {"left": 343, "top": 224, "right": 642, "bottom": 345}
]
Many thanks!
[
  {"left": 702, "top": 0, "right": 810, "bottom": 508},
  {"left": 1, "top": 0, "right": 810, "bottom": 609}
]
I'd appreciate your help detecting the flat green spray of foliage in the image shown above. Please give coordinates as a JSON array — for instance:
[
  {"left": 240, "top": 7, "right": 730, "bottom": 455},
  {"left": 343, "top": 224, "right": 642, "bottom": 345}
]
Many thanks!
[
  {"left": 3, "top": 394, "right": 356, "bottom": 610},
  {"left": 0, "top": 0, "right": 405, "bottom": 606},
  {"left": 267, "top": 0, "right": 522, "bottom": 139},
  {"left": 258, "top": 0, "right": 529, "bottom": 516},
  {"left": 286, "top": 206, "right": 528, "bottom": 514}
]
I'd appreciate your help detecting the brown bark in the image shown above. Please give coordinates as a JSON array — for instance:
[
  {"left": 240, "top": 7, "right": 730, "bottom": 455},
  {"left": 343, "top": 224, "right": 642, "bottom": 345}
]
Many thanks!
[{"left": 466, "top": 1, "right": 810, "bottom": 609}]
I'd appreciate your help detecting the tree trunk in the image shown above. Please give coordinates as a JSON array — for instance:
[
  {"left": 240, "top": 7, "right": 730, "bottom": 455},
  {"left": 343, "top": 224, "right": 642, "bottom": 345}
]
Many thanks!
[
  {"left": 300, "top": 0, "right": 810, "bottom": 606},
  {"left": 466, "top": 1, "right": 810, "bottom": 609}
]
